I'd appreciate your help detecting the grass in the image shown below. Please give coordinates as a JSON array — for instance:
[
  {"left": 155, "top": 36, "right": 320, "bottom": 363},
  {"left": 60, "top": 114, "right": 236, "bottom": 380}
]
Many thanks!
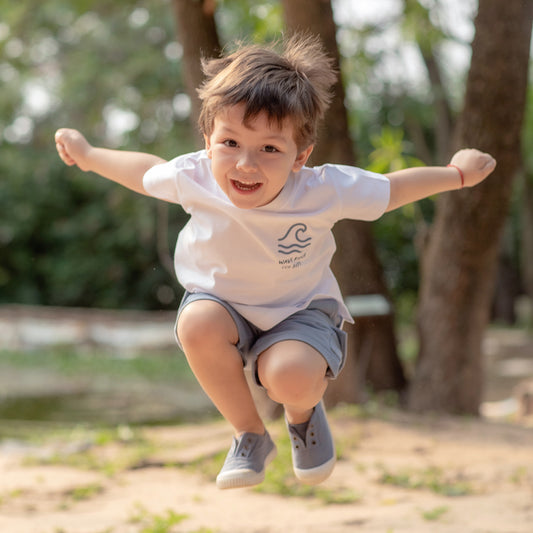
[
  {"left": 0, "top": 346, "right": 195, "bottom": 384},
  {"left": 378, "top": 465, "right": 473, "bottom": 496},
  {"left": 128, "top": 504, "right": 219, "bottom": 533},
  {"left": 65, "top": 482, "right": 105, "bottom": 501},
  {"left": 421, "top": 505, "right": 450, "bottom": 521},
  {"left": 129, "top": 504, "right": 189, "bottom": 533},
  {"left": 57, "top": 482, "right": 106, "bottom": 510},
  {"left": 510, "top": 466, "right": 530, "bottom": 485},
  {"left": 24, "top": 424, "right": 158, "bottom": 476},
  {"left": 0, "top": 488, "right": 27, "bottom": 508}
]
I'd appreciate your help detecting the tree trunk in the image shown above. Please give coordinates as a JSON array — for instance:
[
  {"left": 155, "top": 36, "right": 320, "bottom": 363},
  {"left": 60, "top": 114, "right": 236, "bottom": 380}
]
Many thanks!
[
  {"left": 281, "top": 0, "right": 406, "bottom": 404},
  {"left": 171, "top": 0, "right": 220, "bottom": 147},
  {"left": 408, "top": 0, "right": 533, "bottom": 414},
  {"left": 522, "top": 172, "right": 533, "bottom": 301}
]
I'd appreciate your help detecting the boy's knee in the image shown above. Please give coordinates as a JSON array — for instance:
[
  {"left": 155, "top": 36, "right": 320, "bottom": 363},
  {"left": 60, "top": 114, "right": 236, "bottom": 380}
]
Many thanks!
[
  {"left": 177, "top": 300, "right": 238, "bottom": 350},
  {"left": 257, "top": 342, "right": 327, "bottom": 405}
]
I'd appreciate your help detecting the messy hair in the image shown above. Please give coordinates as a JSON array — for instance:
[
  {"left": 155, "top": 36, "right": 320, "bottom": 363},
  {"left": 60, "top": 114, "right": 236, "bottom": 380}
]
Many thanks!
[{"left": 197, "top": 34, "right": 337, "bottom": 151}]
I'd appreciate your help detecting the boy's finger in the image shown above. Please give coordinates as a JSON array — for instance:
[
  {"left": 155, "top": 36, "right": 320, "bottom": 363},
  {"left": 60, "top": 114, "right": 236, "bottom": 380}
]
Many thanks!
[
  {"left": 56, "top": 142, "right": 75, "bottom": 166},
  {"left": 55, "top": 129, "right": 67, "bottom": 142},
  {"left": 482, "top": 155, "right": 497, "bottom": 171}
]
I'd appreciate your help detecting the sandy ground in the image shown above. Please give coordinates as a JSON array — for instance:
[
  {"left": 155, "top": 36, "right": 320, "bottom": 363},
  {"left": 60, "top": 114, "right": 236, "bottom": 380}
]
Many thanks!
[
  {"left": 1, "top": 323, "right": 532, "bottom": 533},
  {"left": 0, "top": 408, "right": 532, "bottom": 533}
]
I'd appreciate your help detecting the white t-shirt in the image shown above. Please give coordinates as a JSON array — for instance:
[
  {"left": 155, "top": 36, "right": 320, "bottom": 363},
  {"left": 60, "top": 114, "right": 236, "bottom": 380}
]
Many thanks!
[{"left": 143, "top": 150, "right": 390, "bottom": 330}]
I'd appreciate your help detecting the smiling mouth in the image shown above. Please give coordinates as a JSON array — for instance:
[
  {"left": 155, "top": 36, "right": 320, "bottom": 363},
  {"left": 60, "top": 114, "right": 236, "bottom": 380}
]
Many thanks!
[{"left": 231, "top": 179, "right": 262, "bottom": 192}]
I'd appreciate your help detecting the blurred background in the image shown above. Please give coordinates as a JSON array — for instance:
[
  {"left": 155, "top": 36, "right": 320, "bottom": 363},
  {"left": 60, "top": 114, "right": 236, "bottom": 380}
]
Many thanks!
[{"left": 1, "top": 0, "right": 532, "bottom": 430}]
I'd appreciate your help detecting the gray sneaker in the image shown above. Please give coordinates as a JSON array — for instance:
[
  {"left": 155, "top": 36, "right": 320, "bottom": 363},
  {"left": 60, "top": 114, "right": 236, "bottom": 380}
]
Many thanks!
[
  {"left": 216, "top": 431, "right": 277, "bottom": 489},
  {"left": 286, "top": 402, "right": 336, "bottom": 485}
]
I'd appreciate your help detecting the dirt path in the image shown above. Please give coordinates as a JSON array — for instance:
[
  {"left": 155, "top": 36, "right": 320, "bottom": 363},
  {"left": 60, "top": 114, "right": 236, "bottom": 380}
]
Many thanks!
[{"left": 1, "top": 409, "right": 532, "bottom": 533}]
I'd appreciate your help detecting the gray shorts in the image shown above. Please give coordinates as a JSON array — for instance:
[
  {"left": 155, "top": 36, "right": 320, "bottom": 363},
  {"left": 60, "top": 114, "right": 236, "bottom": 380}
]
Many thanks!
[{"left": 175, "top": 292, "right": 347, "bottom": 387}]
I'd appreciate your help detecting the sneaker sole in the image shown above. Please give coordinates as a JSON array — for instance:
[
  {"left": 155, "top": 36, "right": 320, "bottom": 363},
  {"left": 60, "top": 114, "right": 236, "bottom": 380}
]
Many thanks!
[
  {"left": 294, "top": 453, "right": 336, "bottom": 485},
  {"left": 216, "top": 446, "right": 277, "bottom": 490}
]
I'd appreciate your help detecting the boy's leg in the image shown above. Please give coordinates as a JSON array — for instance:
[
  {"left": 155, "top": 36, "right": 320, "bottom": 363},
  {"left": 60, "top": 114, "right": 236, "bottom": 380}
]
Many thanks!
[
  {"left": 256, "top": 340, "right": 328, "bottom": 424},
  {"left": 257, "top": 341, "right": 336, "bottom": 485},
  {"left": 177, "top": 299, "right": 264, "bottom": 436},
  {"left": 177, "top": 299, "right": 276, "bottom": 489}
]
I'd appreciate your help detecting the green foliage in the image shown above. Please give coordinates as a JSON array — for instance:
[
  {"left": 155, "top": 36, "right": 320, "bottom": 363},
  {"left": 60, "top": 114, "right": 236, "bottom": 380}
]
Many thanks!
[
  {"left": 2, "top": 0, "right": 530, "bottom": 315},
  {"left": 217, "top": 0, "right": 284, "bottom": 43},
  {"left": 366, "top": 126, "right": 424, "bottom": 174},
  {"left": 401, "top": 0, "right": 447, "bottom": 56},
  {"left": 0, "top": 0, "right": 192, "bottom": 309},
  {"left": 367, "top": 127, "right": 429, "bottom": 297}
]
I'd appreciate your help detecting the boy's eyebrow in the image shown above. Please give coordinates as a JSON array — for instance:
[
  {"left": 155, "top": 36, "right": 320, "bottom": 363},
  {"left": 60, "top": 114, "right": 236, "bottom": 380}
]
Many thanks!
[{"left": 217, "top": 124, "right": 290, "bottom": 145}]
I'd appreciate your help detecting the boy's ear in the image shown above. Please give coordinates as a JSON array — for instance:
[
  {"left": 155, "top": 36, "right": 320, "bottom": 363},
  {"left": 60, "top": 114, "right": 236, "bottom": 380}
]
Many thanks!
[
  {"left": 204, "top": 135, "right": 212, "bottom": 158},
  {"left": 292, "top": 145, "right": 314, "bottom": 172}
]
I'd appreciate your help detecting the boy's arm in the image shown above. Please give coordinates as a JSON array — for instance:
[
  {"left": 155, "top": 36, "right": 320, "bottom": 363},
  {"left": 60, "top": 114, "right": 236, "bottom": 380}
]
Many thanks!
[
  {"left": 55, "top": 128, "right": 166, "bottom": 196},
  {"left": 385, "top": 148, "right": 496, "bottom": 212}
]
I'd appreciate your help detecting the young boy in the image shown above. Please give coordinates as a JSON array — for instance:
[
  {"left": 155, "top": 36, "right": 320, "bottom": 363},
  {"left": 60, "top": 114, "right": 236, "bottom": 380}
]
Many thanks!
[{"left": 55, "top": 34, "right": 496, "bottom": 490}]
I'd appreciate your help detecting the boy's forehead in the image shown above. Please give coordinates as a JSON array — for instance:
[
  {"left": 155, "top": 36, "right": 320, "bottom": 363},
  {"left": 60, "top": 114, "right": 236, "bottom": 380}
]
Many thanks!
[{"left": 216, "top": 104, "right": 295, "bottom": 137}]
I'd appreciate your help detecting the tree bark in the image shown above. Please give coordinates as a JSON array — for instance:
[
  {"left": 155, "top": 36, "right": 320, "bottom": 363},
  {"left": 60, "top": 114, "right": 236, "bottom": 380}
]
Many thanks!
[
  {"left": 521, "top": 171, "right": 533, "bottom": 302},
  {"left": 281, "top": 0, "right": 406, "bottom": 403},
  {"left": 408, "top": 0, "right": 533, "bottom": 414},
  {"left": 171, "top": 0, "right": 220, "bottom": 147}
]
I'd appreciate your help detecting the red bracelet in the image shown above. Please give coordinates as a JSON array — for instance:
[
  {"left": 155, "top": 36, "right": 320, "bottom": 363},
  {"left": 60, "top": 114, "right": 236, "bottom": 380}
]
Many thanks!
[{"left": 447, "top": 164, "right": 464, "bottom": 188}]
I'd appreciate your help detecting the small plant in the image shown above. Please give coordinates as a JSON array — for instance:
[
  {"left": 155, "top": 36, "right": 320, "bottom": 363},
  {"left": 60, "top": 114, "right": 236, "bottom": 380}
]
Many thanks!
[
  {"left": 65, "top": 482, "right": 105, "bottom": 501},
  {"left": 0, "top": 488, "right": 26, "bottom": 507},
  {"left": 57, "top": 482, "right": 105, "bottom": 511},
  {"left": 510, "top": 466, "right": 529, "bottom": 485},
  {"left": 421, "top": 505, "right": 449, "bottom": 521},
  {"left": 129, "top": 504, "right": 188, "bottom": 533},
  {"left": 379, "top": 466, "right": 473, "bottom": 496}
]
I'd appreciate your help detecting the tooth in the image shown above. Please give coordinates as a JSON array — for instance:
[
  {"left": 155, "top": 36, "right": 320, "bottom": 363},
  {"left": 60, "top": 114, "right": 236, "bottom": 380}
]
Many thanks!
[{"left": 235, "top": 181, "right": 259, "bottom": 190}]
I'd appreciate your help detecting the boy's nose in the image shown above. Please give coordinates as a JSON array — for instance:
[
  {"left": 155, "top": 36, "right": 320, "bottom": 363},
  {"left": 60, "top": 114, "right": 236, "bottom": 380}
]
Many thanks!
[{"left": 236, "top": 151, "right": 257, "bottom": 172}]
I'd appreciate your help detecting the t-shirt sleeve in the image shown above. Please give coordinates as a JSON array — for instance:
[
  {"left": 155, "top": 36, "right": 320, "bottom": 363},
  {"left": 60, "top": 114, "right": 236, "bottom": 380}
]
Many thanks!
[
  {"left": 143, "top": 151, "right": 209, "bottom": 205},
  {"left": 143, "top": 159, "right": 180, "bottom": 203},
  {"left": 324, "top": 164, "right": 390, "bottom": 221}
]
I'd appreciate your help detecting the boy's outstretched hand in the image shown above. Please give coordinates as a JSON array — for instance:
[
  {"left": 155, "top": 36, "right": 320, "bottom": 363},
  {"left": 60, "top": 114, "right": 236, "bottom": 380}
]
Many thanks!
[
  {"left": 54, "top": 128, "right": 165, "bottom": 194},
  {"left": 449, "top": 148, "right": 497, "bottom": 188},
  {"left": 55, "top": 128, "right": 93, "bottom": 171}
]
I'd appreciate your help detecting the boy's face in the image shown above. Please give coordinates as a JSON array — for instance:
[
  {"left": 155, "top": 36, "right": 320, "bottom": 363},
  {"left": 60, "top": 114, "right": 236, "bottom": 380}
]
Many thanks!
[{"left": 204, "top": 104, "right": 313, "bottom": 209}]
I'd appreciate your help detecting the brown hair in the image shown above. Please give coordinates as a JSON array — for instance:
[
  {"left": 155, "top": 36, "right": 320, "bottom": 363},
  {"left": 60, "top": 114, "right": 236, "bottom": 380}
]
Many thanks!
[{"left": 197, "top": 34, "right": 337, "bottom": 151}]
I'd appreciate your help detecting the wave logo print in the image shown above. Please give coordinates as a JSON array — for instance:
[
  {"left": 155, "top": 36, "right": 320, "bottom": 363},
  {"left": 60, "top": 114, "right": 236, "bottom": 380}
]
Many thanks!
[{"left": 277, "top": 223, "right": 312, "bottom": 255}]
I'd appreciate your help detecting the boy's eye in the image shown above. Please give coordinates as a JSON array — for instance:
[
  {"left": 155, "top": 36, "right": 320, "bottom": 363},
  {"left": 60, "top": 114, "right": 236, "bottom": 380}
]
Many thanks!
[
  {"left": 223, "top": 139, "right": 238, "bottom": 148},
  {"left": 263, "top": 145, "right": 278, "bottom": 153}
]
